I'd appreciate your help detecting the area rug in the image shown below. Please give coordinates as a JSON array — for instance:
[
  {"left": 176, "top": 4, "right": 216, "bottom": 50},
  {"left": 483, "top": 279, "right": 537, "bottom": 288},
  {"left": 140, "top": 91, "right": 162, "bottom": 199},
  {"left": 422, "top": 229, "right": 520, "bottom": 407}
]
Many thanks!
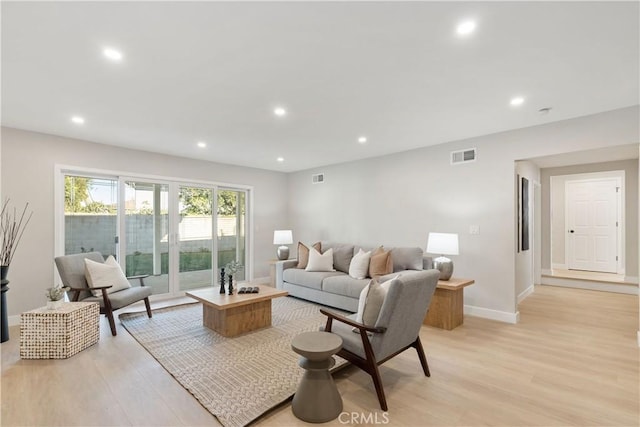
[{"left": 119, "top": 297, "right": 348, "bottom": 427}]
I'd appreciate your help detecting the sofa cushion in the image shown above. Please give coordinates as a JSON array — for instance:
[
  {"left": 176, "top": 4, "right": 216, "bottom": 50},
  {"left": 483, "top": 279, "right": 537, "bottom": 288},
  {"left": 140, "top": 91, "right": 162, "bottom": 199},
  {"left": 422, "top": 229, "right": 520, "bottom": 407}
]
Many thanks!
[
  {"left": 320, "top": 242, "right": 355, "bottom": 274},
  {"left": 306, "top": 248, "right": 335, "bottom": 272},
  {"left": 348, "top": 248, "right": 371, "bottom": 279},
  {"left": 296, "top": 242, "right": 321, "bottom": 269},
  {"left": 283, "top": 268, "right": 342, "bottom": 290},
  {"left": 322, "top": 275, "right": 370, "bottom": 299},
  {"left": 331, "top": 244, "right": 354, "bottom": 273},
  {"left": 82, "top": 285, "right": 152, "bottom": 309},
  {"left": 355, "top": 276, "right": 398, "bottom": 326},
  {"left": 390, "top": 247, "right": 424, "bottom": 272},
  {"left": 84, "top": 256, "right": 131, "bottom": 297},
  {"left": 369, "top": 246, "right": 393, "bottom": 277}
]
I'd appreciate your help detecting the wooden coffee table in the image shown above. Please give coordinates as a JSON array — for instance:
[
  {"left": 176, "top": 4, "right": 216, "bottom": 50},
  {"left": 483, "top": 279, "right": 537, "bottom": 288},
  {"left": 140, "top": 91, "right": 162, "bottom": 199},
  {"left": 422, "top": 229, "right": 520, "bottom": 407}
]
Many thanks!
[{"left": 186, "top": 284, "right": 288, "bottom": 337}]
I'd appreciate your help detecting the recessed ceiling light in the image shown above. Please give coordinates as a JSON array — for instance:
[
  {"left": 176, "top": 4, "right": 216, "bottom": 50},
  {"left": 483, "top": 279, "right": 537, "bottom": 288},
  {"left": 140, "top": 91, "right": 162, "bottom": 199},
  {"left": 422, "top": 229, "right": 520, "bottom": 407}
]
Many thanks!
[
  {"left": 274, "top": 107, "right": 287, "bottom": 117},
  {"left": 197, "top": 141, "right": 207, "bottom": 148},
  {"left": 510, "top": 96, "right": 525, "bottom": 106},
  {"left": 103, "top": 47, "right": 123, "bottom": 62},
  {"left": 358, "top": 136, "right": 367, "bottom": 144},
  {"left": 71, "top": 116, "right": 85, "bottom": 125},
  {"left": 456, "top": 20, "right": 477, "bottom": 36},
  {"left": 276, "top": 157, "right": 285, "bottom": 162}
]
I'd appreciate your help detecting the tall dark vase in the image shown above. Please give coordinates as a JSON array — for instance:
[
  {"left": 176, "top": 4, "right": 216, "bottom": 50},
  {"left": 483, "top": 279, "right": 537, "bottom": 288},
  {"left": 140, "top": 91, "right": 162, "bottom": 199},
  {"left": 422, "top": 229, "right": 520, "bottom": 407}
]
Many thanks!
[
  {"left": 219, "top": 267, "right": 226, "bottom": 294},
  {"left": 1, "top": 265, "right": 10, "bottom": 343},
  {"left": 227, "top": 275, "right": 234, "bottom": 295}
]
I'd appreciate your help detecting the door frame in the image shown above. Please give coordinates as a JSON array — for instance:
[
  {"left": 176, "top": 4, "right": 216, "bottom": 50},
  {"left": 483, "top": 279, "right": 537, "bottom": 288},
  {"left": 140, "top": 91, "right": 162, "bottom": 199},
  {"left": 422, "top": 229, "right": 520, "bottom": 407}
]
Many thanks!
[{"left": 561, "top": 171, "right": 624, "bottom": 274}]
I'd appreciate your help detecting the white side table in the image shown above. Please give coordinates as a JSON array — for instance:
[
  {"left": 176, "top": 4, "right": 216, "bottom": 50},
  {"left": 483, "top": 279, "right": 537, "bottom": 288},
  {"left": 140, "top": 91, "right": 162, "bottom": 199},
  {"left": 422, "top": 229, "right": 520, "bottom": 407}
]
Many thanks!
[
  {"left": 291, "top": 331, "right": 343, "bottom": 423},
  {"left": 20, "top": 302, "right": 100, "bottom": 359}
]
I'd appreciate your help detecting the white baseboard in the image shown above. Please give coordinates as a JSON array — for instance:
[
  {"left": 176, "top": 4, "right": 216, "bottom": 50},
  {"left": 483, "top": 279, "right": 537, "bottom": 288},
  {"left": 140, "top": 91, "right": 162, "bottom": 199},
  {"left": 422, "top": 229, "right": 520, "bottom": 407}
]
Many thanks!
[
  {"left": 551, "top": 263, "right": 567, "bottom": 270},
  {"left": 540, "top": 277, "right": 638, "bottom": 295},
  {"left": 541, "top": 268, "right": 553, "bottom": 276},
  {"left": 624, "top": 276, "right": 639, "bottom": 284},
  {"left": 464, "top": 305, "right": 519, "bottom": 324},
  {"left": 517, "top": 285, "right": 535, "bottom": 304}
]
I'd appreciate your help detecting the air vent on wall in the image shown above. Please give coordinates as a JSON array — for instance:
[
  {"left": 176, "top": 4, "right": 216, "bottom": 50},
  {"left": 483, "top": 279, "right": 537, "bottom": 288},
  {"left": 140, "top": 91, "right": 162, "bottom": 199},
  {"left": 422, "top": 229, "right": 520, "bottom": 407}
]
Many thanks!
[
  {"left": 312, "top": 173, "right": 325, "bottom": 184},
  {"left": 451, "top": 148, "right": 477, "bottom": 165}
]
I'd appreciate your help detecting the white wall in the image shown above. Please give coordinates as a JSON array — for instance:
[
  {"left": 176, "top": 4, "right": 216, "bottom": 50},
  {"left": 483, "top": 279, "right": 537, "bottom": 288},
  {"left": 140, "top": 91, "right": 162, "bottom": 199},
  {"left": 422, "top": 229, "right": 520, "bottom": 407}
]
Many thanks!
[
  {"left": 515, "top": 161, "right": 540, "bottom": 302},
  {"left": 287, "top": 106, "right": 639, "bottom": 323},
  {"left": 0, "top": 127, "right": 288, "bottom": 318}
]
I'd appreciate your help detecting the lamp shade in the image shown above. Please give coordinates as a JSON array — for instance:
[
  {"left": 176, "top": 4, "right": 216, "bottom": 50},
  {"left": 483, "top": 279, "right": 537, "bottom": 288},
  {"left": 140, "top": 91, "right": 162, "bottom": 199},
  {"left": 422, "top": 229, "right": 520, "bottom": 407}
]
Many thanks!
[
  {"left": 273, "top": 230, "right": 293, "bottom": 245},
  {"left": 426, "top": 232, "right": 459, "bottom": 255}
]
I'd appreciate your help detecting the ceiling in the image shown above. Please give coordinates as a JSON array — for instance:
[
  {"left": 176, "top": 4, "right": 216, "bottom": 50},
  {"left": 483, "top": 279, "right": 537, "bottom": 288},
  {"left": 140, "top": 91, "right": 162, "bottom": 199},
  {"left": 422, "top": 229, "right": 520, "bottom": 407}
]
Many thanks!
[{"left": 2, "top": 2, "right": 639, "bottom": 172}]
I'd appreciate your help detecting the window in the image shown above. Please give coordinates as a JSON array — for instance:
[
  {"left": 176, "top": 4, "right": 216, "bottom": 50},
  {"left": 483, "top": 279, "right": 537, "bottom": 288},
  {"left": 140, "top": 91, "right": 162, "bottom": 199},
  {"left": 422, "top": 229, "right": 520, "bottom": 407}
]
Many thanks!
[{"left": 64, "top": 175, "right": 118, "bottom": 258}]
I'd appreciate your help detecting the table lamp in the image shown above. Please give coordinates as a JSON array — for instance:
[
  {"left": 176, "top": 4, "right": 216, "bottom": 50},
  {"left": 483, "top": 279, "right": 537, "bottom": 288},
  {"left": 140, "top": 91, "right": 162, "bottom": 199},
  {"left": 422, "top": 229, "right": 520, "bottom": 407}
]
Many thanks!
[
  {"left": 273, "top": 230, "right": 293, "bottom": 260},
  {"left": 426, "top": 232, "right": 459, "bottom": 280}
]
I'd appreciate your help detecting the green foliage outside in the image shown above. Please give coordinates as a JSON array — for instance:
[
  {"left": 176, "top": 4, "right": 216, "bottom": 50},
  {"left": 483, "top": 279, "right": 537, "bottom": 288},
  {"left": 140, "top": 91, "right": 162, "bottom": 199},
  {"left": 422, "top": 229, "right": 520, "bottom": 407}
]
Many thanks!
[
  {"left": 180, "top": 188, "right": 244, "bottom": 216},
  {"left": 65, "top": 176, "right": 115, "bottom": 214},
  {"left": 180, "top": 188, "right": 213, "bottom": 215},
  {"left": 218, "top": 191, "right": 243, "bottom": 216}
]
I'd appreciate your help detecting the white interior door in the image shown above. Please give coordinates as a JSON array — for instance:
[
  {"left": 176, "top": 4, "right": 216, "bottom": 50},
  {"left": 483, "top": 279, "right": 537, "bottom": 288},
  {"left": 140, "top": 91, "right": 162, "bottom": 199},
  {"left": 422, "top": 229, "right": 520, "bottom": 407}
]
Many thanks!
[{"left": 566, "top": 178, "right": 619, "bottom": 273}]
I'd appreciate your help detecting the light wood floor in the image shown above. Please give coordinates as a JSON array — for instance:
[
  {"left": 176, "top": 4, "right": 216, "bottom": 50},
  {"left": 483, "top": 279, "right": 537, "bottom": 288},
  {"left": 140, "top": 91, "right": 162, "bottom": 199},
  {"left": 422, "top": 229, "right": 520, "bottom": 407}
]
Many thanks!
[{"left": 2, "top": 285, "right": 638, "bottom": 426}]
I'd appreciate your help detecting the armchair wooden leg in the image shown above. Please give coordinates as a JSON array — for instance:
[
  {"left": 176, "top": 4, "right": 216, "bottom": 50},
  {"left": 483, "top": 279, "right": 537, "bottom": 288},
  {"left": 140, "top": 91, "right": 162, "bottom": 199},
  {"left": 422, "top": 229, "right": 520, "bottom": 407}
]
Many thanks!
[
  {"left": 101, "top": 289, "right": 117, "bottom": 336},
  {"left": 370, "top": 362, "right": 388, "bottom": 411},
  {"left": 144, "top": 297, "right": 152, "bottom": 318},
  {"left": 413, "top": 336, "right": 430, "bottom": 377},
  {"left": 360, "top": 329, "right": 388, "bottom": 411},
  {"left": 105, "top": 309, "right": 117, "bottom": 336},
  {"left": 324, "top": 317, "right": 333, "bottom": 332}
]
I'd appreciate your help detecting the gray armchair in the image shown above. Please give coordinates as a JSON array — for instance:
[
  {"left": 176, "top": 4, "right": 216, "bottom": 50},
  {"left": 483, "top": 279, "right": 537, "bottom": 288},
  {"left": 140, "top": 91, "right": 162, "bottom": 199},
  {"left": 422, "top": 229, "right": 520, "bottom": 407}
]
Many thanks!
[
  {"left": 54, "top": 252, "right": 153, "bottom": 336},
  {"left": 321, "top": 269, "right": 439, "bottom": 411}
]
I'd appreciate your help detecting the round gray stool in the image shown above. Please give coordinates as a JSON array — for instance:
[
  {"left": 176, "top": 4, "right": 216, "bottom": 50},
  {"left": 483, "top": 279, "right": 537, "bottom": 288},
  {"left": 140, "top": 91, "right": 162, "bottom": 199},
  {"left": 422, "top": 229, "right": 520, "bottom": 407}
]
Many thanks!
[{"left": 291, "top": 331, "right": 343, "bottom": 423}]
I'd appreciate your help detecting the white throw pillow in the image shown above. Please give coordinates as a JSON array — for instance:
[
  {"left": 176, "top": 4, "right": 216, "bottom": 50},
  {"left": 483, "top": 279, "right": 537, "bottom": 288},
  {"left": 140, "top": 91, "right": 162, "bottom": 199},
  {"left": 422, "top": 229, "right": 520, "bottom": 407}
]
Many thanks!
[
  {"left": 305, "top": 248, "right": 335, "bottom": 272},
  {"left": 84, "top": 256, "right": 131, "bottom": 297},
  {"left": 355, "top": 275, "right": 399, "bottom": 328},
  {"left": 349, "top": 248, "right": 371, "bottom": 279}
]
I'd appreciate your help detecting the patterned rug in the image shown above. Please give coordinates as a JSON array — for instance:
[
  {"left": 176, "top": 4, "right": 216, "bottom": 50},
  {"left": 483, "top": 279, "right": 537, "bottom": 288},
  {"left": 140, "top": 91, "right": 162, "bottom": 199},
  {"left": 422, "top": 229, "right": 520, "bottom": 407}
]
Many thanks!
[{"left": 119, "top": 297, "right": 348, "bottom": 427}]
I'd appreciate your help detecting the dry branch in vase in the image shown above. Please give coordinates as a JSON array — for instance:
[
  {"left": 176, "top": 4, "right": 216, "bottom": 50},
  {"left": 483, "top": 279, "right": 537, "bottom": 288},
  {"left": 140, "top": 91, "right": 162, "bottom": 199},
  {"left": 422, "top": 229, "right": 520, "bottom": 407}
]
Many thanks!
[{"left": 0, "top": 199, "right": 33, "bottom": 266}]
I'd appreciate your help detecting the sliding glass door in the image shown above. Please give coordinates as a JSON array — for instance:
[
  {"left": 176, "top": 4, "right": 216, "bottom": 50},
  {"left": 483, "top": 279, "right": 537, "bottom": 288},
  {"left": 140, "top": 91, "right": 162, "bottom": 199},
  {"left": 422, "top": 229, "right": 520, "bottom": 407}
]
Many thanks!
[
  {"left": 217, "top": 189, "right": 247, "bottom": 281},
  {"left": 178, "top": 186, "right": 214, "bottom": 291},
  {"left": 59, "top": 169, "right": 250, "bottom": 297},
  {"left": 124, "top": 181, "right": 170, "bottom": 295}
]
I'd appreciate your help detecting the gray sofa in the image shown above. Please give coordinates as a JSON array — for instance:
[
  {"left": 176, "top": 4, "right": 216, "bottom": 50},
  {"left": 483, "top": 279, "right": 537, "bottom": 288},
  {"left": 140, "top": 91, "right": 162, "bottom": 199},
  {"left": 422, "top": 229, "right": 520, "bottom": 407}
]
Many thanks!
[{"left": 275, "top": 241, "right": 434, "bottom": 312}]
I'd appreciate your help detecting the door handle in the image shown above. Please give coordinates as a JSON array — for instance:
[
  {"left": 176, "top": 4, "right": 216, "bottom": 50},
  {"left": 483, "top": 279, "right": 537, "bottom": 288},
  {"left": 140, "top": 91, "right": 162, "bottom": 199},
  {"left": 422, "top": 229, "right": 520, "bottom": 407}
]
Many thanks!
[{"left": 569, "top": 230, "right": 575, "bottom": 233}]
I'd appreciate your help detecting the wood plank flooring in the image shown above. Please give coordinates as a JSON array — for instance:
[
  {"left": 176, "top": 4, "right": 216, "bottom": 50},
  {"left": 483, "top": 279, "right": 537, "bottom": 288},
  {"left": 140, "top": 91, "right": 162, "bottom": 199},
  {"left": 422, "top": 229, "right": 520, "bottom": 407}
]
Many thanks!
[{"left": 2, "top": 285, "right": 638, "bottom": 426}]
